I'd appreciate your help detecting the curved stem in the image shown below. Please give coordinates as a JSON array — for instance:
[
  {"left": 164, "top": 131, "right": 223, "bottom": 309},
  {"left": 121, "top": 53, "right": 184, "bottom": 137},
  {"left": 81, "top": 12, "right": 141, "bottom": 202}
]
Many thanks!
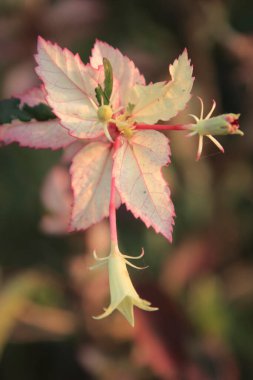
[
  {"left": 109, "top": 137, "right": 120, "bottom": 245},
  {"left": 135, "top": 123, "right": 188, "bottom": 131}
]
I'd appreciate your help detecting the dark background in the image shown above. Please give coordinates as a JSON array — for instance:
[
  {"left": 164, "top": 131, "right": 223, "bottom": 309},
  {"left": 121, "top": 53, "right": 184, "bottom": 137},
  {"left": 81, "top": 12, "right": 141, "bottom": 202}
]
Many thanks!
[{"left": 0, "top": 0, "right": 253, "bottom": 379}]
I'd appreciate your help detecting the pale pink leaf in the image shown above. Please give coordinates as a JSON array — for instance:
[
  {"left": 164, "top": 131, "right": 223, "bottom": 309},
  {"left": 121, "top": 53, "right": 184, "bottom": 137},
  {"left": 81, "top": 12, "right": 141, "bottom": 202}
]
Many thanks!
[
  {"left": 0, "top": 119, "right": 75, "bottom": 150},
  {"left": 16, "top": 86, "right": 47, "bottom": 107},
  {"left": 61, "top": 141, "right": 85, "bottom": 163},
  {"left": 113, "top": 130, "right": 174, "bottom": 241},
  {"left": 70, "top": 142, "right": 121, "bottom": 231},
  {"left": 35, "top": 36, "right": 104, "bottom": 139},
  {"left": 90, "top": 40, "right": 145, "bottom": 105},
  {"left": 61, "top": 134, "right": 110, "bottom": 163},
  {"left": 128, "top": 50, "right": 194, "bottom": 124}
]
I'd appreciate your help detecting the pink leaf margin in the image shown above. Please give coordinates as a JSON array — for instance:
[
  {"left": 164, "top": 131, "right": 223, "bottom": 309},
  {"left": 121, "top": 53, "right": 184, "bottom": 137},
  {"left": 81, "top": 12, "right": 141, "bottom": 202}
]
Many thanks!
[{"left": 113, "top": 132, "right": 175, "bottom": 242}]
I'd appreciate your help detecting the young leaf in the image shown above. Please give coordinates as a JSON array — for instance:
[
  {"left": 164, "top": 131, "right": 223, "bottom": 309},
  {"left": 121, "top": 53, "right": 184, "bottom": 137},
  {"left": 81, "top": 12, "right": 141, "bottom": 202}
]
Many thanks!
[
  {"left": 103, "top": 57, "right": 113, "bottom": 105},
  {"left": 90, "top": 40, "right": 145, "bottom": 105},
  {"left": 127, "top": 50, "right": 194, "bottom": 124},
  {"left": 70, "top": 142, "right": 121, "bottom": 231},
  {"left": 113, "top": 130, "right": 175, "bottom": 242},
  {"left": 94, "top": 58, "right": 113, "bottom": 106},
  {"left": 95, "top": 84, "right": 104, "bottom": 106}
]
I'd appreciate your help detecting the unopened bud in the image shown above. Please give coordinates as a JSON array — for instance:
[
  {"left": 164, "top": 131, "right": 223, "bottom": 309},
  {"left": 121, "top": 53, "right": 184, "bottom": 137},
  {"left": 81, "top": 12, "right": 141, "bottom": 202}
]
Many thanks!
[{"left": 190, "top": 113, "right": 242, "bottom": 136}]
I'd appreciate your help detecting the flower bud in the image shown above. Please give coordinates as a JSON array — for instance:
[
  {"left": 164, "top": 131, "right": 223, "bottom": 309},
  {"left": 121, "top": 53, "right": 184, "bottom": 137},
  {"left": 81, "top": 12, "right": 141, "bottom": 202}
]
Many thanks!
[{"left": 190, "top": 113, "right": 242, "bottom": 136}]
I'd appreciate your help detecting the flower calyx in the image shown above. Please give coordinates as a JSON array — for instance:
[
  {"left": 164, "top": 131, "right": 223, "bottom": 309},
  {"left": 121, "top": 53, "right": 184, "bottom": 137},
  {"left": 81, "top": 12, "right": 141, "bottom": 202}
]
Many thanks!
[{"left": 187, "top": 97, "right": 243, "bottom": 160}]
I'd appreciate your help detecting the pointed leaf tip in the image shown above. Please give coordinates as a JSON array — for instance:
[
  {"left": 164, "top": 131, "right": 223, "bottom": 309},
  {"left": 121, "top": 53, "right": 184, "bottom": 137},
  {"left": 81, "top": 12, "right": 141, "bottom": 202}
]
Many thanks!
[{"left": 128, "top": 49, "right": 194, "bottom": 124}]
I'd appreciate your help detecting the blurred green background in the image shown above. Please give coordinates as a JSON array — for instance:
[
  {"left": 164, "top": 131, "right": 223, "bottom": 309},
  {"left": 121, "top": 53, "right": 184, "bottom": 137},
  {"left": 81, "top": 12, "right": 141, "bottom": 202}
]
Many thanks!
[{"left": 0, "top": 0, "right": 253, "bottom": 379}]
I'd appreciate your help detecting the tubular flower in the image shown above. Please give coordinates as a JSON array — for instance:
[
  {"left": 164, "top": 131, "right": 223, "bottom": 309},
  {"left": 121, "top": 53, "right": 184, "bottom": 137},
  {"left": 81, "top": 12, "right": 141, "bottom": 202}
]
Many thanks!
[
  {"left": 187, "top": 97, "right": 243, "bottom": 160},
  {"left": 92, "top": 243, "right": 157, "bottom": 327}
]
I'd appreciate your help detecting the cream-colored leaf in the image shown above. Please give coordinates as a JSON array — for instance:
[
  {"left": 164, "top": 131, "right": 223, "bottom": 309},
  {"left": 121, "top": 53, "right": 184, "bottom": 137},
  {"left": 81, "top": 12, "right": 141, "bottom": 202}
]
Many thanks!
[
  {"left": 70, "top": 142, "right": 121, "bottom": 231},
  {"left": 114, "top": 130, "right": 175, "bottom": 241},
  {"left": 128, "top": 50, "right": 194, "bottom": 124},
  {"left": 35, "top": 36, "right": 104, "bottom": 139},
  {"left": 16, "top": 86, "right": 47, "bottom": 107}
]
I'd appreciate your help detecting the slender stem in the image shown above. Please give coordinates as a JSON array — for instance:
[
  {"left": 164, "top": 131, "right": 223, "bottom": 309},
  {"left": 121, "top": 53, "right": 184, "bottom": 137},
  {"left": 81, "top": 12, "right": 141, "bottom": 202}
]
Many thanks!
[
  {"left": 109, "top": 137, "right": 120, "bottom": 245},
  {"left": 135, "top": 123, "right": 188, "bottom": 131}
]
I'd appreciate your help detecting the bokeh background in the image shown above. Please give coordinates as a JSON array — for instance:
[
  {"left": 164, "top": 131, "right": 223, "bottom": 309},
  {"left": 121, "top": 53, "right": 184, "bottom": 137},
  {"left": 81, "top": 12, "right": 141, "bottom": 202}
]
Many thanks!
[{"left": 0, "top": 0, "right": 253, "bottom": 379}]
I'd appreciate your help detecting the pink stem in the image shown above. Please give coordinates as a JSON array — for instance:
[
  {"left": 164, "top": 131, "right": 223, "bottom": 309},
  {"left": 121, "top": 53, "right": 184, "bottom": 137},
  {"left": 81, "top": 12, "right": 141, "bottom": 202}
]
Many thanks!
[
  {"left": 135, "top": 123, "right": 188, "bottom": 131},
  {"left": 109, "top": 137, "right": 120, "bottom": 245}
]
